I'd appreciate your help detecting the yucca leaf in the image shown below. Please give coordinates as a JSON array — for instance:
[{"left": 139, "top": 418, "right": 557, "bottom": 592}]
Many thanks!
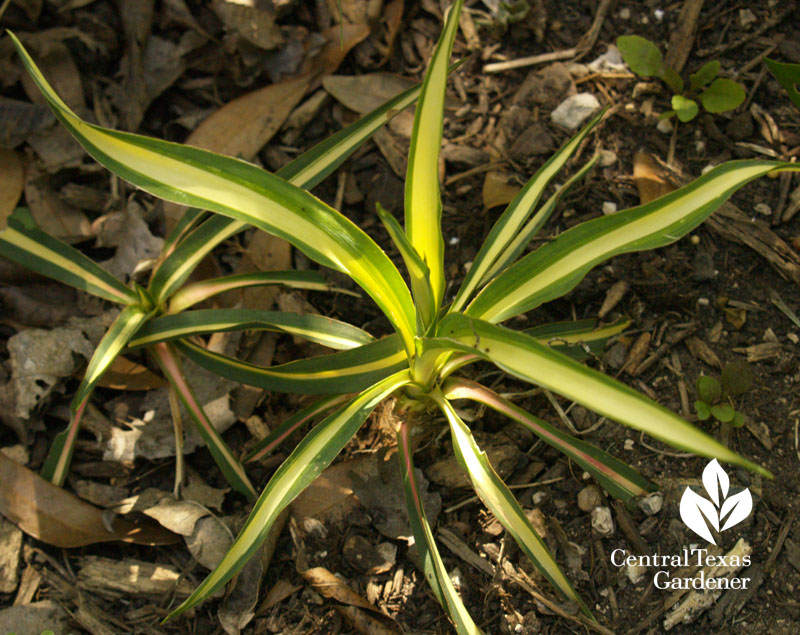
[
  {"left": 450, "top": 111, "right": 604, "bottom": 312},
  {"left": 148, "top": 64, "right": 463, "bottom": 305},
  {"left": 524, "top": 317, "right": 630, "bottom": 361},
  {"left": 130, "top": 309, "right": 374, "bottom": 351},
  {"left": 0, "top": 208, "right": 136, "bottom": 305},
  {"left": 441, "top": 378, "right": 654, "bottom": 502},
  {"left": 436, "top": 317, "right": 628, "bottom": 379},
  {"left": 10, "top": 32, "right": 417, "bottom": 355},
  {"left": 466, "top": 160, "right": 800, "bottom": 323},
  {"left": 152, "top": 343, "right": 256, "bottom": 500},
  {"left": 436, "top": 314, "right": 771, "bottom": 477},
  {"left": 482, "top": 154, "right": 599, "bottom": 284},
  {"left": 376, "top": 202, "right": 435, "bottom": 329},
  {"left": 436, "top": 394, "right": 589, "bottom": 616},
  {"left": 167, "top": 270, "right": 337, "bottom": 313},
  {"left": 154, "top": 207, "right": 207, "bottom": 270},
  {"left": 72, "top": 305, "right": 152, "bottom": 409},
  {"left": 397, "top": 417, "right": 482, "bottom": 635},
  {"left": 166, "top": 369, "right": 411, "bottom": 619},
  {"left": 404, "top": 0, "right": 464, "bottom": 311},
  {"left": 40, "top": 397, "right": 89, "bottom": 486},
  {"left": 175, "top": 334, "right": 406, "bottom": 395},
  {"left": 245, "top": 394, "right": 352, "bottom": 462}
]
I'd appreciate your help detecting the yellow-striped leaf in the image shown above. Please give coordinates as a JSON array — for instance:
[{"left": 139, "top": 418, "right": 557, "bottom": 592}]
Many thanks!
[
  {"left": 165, "top": 369, "right": 411, "bottom": 619},
  {"left": 404, "top": 0, "right": 464, "bottom": 311},
  {"left": 0, "top": 208, "right": 135, "bottom": 305},
  {"left": 130, "top": 309, "right": 374, "bottom": 351},
  {"left": 436, "top": 314, "right": 771, "bottom": 477},
  {"left": 436, "top": 394, "right": 589, "bottom": 616},
  {"left": 467, "top": 160, "right": 800, "bottom": 323},
  {"left": 450, "top": 111, "right": 603, "bottom": 312},
  {"left": 441, "top": 378, "right": 653, "bottom": 502},
  {"left": 153, "top": 343, "right": 257, "bottom": 500},
  {"left": 10, "top": 32, "right": 417, "bottom": 355},
  {"left": 397, "top": 417, "right": 482, "bottom": 634},
  {"left": 175, "top": 335, "right": 406, "bottom": 395}
]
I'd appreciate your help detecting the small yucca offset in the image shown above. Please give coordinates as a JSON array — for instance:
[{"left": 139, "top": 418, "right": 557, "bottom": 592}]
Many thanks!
[{"left": 5, "top": 2, "right": 795, "bottom": 630}]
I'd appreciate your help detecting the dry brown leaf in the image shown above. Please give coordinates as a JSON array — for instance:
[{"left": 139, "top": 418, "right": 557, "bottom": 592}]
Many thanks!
[
  {"left": 0, "top": 452, "right": 180, "bottom": 548},
  {"left": 0, "top": 99, "right": 54, "bottom": 149},
  {"left": 322, "top": 73, "right": 417, "bottom": 114},
  {"left": 685, "top": 336, "right": 722, "bottom": 369},
  {"left": 211, "top": 0, "right": 283, "bottom": 50},
  {"left": 379, "top": 0, "right": 404, "bottom": 66},
  {"left": 482, "top": 171, "right": 520, "bottom": 210},
  {"left": 0, "top": 149, "right": 24, "bottom": 229},
  {"left": 632, "top": 152, "right": 678, "bottom": 204},
  {"left": 94, "top": 355, "right": 166, "bottom": 391},
  {"left": 301, "top": 566, "right": 382, "bottom": 613},
  {"left": 225, "top": 228, "right": 292, "bottom": 310},
  {"left": 24, "top": 166, "right": 91, "bottom": 242}
]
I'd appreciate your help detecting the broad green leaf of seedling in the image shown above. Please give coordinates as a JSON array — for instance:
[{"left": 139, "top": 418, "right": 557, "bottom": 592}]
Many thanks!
[
  {"left": 690, "top": 60, "right": 720, "bottom": 92},
  {"left": 700, "top": 78, "right": 746, "bottom": 113},
  {"left": 617, "top": 35, "right": 664, "bottom": 77},
  {"left": 672, "top": 95, "right": 699, "bottom": 122}
]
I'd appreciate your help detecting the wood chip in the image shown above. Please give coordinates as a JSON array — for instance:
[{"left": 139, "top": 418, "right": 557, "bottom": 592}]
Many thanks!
[
  {"left": 685, "top": 336, "right": 722, "bottom": 368},
  {"left": 77, "top": 556, "right": 193, "bottom": 598}
]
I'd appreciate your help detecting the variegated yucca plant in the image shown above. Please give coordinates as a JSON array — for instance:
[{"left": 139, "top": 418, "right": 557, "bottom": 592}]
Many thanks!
[{"left": 4, "top": 1, "right": 794, "bottom": 629}]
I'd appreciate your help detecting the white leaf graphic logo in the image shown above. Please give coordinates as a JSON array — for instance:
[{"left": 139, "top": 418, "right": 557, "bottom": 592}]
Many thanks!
[
  {"left": 679, "top": 459, "right": 753, "bottom": 545},
  {"left": 702, "top": 459, "right": 729, "bottom": 506},
  {"left": 720, "top": 489, "right": 752, "bottom": 531}
]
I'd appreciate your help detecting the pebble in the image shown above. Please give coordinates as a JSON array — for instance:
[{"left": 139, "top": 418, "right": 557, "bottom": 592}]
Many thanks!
[
  {"left": 532, "top": 491, "right": 548, "bottom": 505},
  {"left": 578, "top": 485, "right": 603, "bottom": 512},
  {"left": 602, "top": 201, "right": 618, "bottom": 215},
  {"left": 626, "top": 562, "right": 648, "bottom": 584},
  {"left": 656, "top": 118, "right": 673, "bottom": 134},
  {"left": 619, "top": 7, "right": 631, "bottom": 19},
  {"left": 754, "top": 202, "right": 772, "bottom": 216},
  {"left": 591, "top": 506, "right": 615, "bottom": 536},
  {"left": 787, "top": 333, "right": 799, "bottom": 345},
  {"left": 604, "top": 341, "right": 629, "bottom": 369},
  {"left": 624, "top": 439, "right": 635, "bottom": 451},
  {"left": 550, "top": 93, "right": 600, "bottom": 130},
  {"left": 638, "top": 492, "right": 664, "bottom": 516},
  {"left": 599, "top": 149, "right": 617, "bottom": 167},
  {"left": 739, "top": 8, "right": 757, "bottom": 28}
]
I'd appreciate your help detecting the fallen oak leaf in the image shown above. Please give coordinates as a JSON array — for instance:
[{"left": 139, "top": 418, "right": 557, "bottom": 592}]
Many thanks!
[{"left": 0, "top": 452, "right": 179, "bottom": 547}]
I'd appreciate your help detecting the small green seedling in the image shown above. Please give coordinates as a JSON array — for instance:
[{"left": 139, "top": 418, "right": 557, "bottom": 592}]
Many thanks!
[
  {"left": 617, "top": 35, "right": 746, "bottom": 123},
  {"left": 695, "top": 361, "right": 753, "bottom": 428}
]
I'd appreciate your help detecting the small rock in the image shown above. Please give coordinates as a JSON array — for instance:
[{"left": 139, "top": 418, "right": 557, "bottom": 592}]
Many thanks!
[
  {"left": 654, "top": 8, "right": 664, "bottom": 21},
  {"left": 599, "top": 149, "right": 617, "bottom": 167},
  {"left": 619, "top": 7, "right": 631, "bottom": 20},
  {"left": 639, "top": 492, "right": 664, "bottom": 516},
  {"left": 726, "top": 111, "right": 753, "bottom": 141},
  {"left": 739, "top": 8, "right": 757, "bottom": 28},
  {"left": 697, "top": 297, "right": 710, "bottom": 307},
  {"left": 510, "top": 123, "right": 554, "bottom": 160},
  {"left": 591, "top": 506, "right": 614, "bottom": 536},
  {"left": 550, "top": 93, "right": 601, "bottom": 130},
  {"left": 787, "top": 332, "right": 799, "bottom": 345},
  {"left": 588, "top": 46, "right": 626, "bottom": 73},
  {"left": 626, "top": 562, "right": 648, "bottom": 584},
  {"left": 656, "top": 118, "right": 673, "bottom": 134},
  {"left": 602, "top": 201, "right": 618, "bottom": 215},
  {"left": 624, "top": 439, "right": 635, "bottom": 451},
  {"left": 754, "top": 202, "right": 772, "bottom": 216},
  {"left": 578, "top": 485, "right": 603, "bottom": 512},
  {"left": 532, "top": 491, "right": 548, "bottom": 505}
]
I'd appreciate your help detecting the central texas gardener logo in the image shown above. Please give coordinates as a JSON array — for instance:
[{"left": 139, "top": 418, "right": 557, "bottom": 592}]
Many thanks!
[{"left": 680, "top": 459, "right": 753, "bottom": 545}]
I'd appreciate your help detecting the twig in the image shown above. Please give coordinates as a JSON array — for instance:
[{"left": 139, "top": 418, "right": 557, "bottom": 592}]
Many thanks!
[{"left": 483, "top": 48, "right": 575, "bottom": 74}]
